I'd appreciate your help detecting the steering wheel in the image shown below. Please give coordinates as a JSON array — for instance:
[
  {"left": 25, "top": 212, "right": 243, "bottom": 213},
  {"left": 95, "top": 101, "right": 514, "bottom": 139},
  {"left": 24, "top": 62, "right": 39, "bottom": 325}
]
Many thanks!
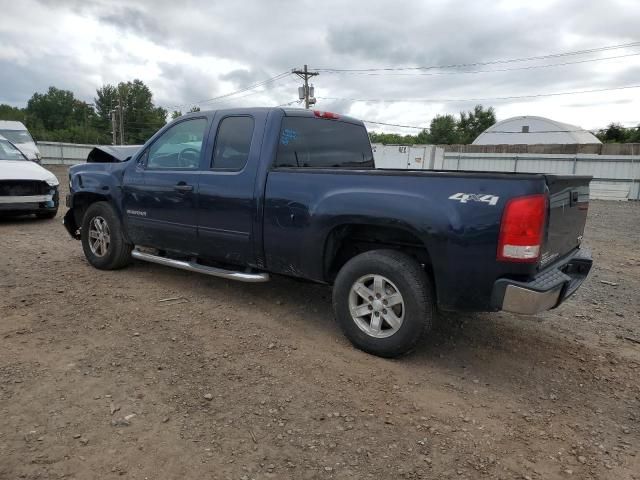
[{"left": 177, "top": 148, "right": 200, "bottom": 167}]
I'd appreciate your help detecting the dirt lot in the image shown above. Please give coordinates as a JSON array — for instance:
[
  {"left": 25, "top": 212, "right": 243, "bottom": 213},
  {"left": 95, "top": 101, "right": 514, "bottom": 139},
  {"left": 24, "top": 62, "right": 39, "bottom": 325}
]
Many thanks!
[{"left": 1, "top": 165, "right": 639, "bottom": 479}]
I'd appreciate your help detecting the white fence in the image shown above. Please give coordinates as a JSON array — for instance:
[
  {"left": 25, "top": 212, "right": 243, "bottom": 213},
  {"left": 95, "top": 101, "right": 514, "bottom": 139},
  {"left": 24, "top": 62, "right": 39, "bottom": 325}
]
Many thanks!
[
  {"left": 38, "top": 141, "right": 640, "bottom": 200},
  {"left": 372, "top": 144, "right": 640, "bottom": 201},
  {"left": 38, "top": 141, "right": 95, "bottom": 165}
]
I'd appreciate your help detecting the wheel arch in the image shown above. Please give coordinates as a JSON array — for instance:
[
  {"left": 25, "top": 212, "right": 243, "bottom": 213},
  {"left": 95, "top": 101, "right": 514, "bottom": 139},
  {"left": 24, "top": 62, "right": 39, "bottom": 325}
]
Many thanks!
[
  {"left": 71, "top": 191, "right": 112, "bottom": 228},
  {"left": 322, "top": 223, "right": 435, "bottom": 298}
]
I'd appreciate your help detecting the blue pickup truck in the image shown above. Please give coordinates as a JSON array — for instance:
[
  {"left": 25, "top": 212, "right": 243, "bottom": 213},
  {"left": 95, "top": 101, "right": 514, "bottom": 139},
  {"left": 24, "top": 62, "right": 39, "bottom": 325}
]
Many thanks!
[{"left": 63, "top": 108, "right": 592, "bottom": 357}]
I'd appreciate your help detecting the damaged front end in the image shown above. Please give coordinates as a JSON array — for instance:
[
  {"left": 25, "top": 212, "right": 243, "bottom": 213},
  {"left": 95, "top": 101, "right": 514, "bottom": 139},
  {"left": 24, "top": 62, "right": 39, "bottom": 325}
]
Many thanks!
[{"left": 63, "top": 207, "right": 81, "bottom": 239}]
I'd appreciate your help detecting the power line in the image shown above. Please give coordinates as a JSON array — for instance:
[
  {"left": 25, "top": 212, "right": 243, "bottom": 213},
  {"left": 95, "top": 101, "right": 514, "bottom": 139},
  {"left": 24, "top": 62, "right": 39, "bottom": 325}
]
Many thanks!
[
  {"left": 362, "top": 120, "right": 427, "bottom": 130},
  {"left": 312, "top": 41, "right": 640, "bottom": 72},
  {"left": 166, "top": 71, "right": 292, "bottom": 109},
  {"left": 318, "top": 84, "right": 640, "bottom": 104},
  {"left": 277, "top": 99, "right": 303, "bottom": 107},
  {"left": 191, "top": 77, "right": 299, "bottom": 108},
  {"left": 317, "top": 52, "right": 640, "bottom": 77}
]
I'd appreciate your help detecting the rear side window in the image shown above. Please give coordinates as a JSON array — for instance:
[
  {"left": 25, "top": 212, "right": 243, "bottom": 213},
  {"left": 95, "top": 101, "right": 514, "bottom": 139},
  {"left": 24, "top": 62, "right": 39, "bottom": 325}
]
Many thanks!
[
  {"left": 274, "top": 117, "right": 374, "bottom": 169},
  {"left": 211, "top": 116, "right": 254, "bottom": 170}
]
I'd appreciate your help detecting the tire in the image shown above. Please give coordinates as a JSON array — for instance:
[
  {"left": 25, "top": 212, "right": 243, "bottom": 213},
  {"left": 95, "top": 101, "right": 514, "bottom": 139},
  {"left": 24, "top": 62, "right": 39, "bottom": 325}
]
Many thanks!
[
  {"left": 332, "top": 249, "right": 434, "bottom": 358},
  {"left": 81, "top": 201, "right": 132, "bottom": 270},
  {"left": 36, "top": 209, "right": 58, "bottom": 219}
]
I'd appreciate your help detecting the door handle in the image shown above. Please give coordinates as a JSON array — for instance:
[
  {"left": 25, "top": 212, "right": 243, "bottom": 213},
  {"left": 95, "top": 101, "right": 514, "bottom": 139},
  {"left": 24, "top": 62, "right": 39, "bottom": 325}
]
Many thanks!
[{"left": 174, "top": 183, "right": 193, "bottom": 192}]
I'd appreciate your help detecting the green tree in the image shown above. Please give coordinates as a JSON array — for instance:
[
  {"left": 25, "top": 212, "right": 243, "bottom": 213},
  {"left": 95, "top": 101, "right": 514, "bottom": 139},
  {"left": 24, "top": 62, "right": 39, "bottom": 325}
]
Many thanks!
[
  {"left": 370, "top": 105, "right": 495, "bottom": 146},
  {"left": 26, "top": 87, "right": 79, "bottom": 131},
  {"left": 627, "top": 125, "right": 640, "bottom": 143},
  {"left": 0, "top": 104, "right": 26, "bottom": 122},
  {"left": 369, "top": 132, "right": 418, "bottom": 145},
  {"left": 415, "top": 129, "right": 429, "bottom": 144},
  {"left": 456, "top": 105, "right": 496, "bottom": 144},
  {"left": 22, "top": 86, "right": 108, "bottom": 143},
  {"left": 596, "top": 123, "right": 629, "bottom": 143},
  {"left": 95, "top": 79, "right": 167, "bottom": 144},
  {"left": 94, "top": 84, "right": 118, "bottom": 133},
  {"left": 426, "top": 114, "right": 459, "bottom": 144},
  {"left": 170, "top": 106, "right": 202, "bottom": 120}
]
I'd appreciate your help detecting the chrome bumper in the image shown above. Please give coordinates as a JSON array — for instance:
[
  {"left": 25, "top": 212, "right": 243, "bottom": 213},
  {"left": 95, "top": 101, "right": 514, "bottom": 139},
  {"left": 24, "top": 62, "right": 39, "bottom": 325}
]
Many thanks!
[
  {"left": 502, "top": 284, "right": 563, "bottom": 315},
  {"left": 492, "top": 248, "right": 593, "bottom": 315}
]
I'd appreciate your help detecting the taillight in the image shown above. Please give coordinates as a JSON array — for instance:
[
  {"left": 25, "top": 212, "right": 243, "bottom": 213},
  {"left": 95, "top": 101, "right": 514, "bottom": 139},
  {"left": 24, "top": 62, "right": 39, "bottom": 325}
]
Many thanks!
[
  {"left": 497, "top": 194, "right": 547, "bottom": 263},
  {"left": 313, "top": 110, "right": 340, "bottom": 119}
]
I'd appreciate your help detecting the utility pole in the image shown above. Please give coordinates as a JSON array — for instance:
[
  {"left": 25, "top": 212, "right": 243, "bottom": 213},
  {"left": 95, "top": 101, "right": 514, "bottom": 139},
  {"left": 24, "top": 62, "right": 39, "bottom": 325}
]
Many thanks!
[
  {"left": 110, "top": 109, "right": 117, "bottom": 145},
  {"left": 292, "top": 64, "right": 319, "bottom": 109},
  {"left": 117, "top": 96, "right": 125, "bottom": 145}
]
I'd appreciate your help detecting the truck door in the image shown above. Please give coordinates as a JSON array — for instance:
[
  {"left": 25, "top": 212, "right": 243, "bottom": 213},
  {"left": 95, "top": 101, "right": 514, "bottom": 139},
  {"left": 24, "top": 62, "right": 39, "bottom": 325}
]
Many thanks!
[
  {"left": 196, "top": 114, "right": 262, "bottom": 266},
  {"left": 122, "top": 117, "right": 209, "bottom": 253}
]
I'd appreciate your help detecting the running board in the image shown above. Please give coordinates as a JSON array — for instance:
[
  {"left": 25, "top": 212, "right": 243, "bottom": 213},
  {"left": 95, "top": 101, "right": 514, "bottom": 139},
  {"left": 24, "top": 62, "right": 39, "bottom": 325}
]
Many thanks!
[{"left": 131, "top": 249, "right": 270, "bottom": 283}]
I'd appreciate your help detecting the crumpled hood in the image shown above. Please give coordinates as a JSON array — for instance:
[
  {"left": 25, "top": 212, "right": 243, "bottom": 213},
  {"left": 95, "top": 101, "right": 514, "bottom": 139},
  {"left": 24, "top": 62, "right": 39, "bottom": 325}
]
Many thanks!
[{"left": 0, "top": 160, "right": 59, "bottom": 185}]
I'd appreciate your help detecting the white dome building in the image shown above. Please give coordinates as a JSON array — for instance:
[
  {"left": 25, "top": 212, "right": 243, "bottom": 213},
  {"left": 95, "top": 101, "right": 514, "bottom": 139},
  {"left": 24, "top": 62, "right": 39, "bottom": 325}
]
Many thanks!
[{"left": 473, "top": 116, "right": 601, "bottom": 145}]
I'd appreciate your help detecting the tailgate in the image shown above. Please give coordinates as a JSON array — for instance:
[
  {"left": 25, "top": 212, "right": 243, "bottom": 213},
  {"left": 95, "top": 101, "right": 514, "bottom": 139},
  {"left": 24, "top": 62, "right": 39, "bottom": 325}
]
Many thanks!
[{"left": 541, "top": 175, "right": 591, "bottom": 267}]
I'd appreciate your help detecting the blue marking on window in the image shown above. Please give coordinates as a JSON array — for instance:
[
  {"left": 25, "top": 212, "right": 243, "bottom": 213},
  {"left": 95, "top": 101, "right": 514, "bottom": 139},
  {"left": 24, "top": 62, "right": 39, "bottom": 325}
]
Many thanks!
[{"left": 280, "top": 128, "right": 298, "bottom": 145}]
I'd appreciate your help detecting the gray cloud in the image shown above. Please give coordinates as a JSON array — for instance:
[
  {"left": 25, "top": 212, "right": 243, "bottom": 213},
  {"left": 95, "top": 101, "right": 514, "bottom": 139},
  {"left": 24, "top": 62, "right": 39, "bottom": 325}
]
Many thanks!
[{"left": 4, "top": 0, "right": 640, "bottom": 130}]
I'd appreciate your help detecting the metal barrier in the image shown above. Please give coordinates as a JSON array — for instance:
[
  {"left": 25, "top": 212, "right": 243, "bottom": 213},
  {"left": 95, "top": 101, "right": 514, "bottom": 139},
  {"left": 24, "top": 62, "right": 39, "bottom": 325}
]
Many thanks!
[
  {"left": 38, "top": 141, "right": 96, "bottom": 165},
  {"left": 372, "top": 144, "right": 640, "bottom": 201}
]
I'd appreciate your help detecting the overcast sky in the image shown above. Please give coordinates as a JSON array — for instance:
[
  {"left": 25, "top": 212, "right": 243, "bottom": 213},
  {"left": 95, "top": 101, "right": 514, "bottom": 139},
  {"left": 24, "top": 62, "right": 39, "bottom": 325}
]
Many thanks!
[{"left": 1, "top": 0, "right": 639, "bottom": 133}]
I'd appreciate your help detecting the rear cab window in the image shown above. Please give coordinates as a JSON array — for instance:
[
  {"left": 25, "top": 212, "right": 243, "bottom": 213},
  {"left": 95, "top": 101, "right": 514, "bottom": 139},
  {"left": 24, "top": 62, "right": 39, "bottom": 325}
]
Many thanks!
[{"left": 275, "top": 117, "right": 374, "bottom": 169}]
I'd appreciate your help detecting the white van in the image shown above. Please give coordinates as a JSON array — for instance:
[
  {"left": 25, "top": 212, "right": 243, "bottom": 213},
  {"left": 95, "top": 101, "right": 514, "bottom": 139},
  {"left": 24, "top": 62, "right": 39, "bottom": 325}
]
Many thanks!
[{"left": 0, "top": 121, "right": 42, "bottom": 163}]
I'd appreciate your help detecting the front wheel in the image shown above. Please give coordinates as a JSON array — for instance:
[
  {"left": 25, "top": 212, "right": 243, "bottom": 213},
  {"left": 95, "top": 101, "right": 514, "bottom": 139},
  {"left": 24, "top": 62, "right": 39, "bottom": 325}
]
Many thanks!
[
  {"left": 332, "top": 249, "right": 434, "bottom": 358},
  {"left": 81, "top": 201, "right": 132, "bottom": 270}
]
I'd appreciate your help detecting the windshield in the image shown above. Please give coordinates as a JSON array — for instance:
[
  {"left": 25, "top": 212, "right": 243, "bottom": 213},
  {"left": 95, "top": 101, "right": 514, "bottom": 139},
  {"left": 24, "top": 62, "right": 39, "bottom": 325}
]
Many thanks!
[
  {"left": 0, "top": 139, "right": 27, "bottom": 160},
  {"left": 0, "top": 129, "right": 34, "bottom": 144}
]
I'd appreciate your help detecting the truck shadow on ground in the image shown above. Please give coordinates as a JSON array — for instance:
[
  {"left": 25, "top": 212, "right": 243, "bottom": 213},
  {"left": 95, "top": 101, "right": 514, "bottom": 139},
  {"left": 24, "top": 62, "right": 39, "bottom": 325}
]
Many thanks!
[{"left": 128, "top": 260, "right": 597, "bottom": 405}]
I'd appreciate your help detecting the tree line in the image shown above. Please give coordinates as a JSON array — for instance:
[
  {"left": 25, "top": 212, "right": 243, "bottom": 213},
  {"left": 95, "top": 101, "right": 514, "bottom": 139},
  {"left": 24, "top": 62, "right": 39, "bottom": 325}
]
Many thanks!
[
  {"left": 369, "top": 105, "right": 640, "bottom": 145},
  {"left": 369, "top": 105, "right": 498, "bottom": 145},
  {"left": 0, "top": 80, "right": 168, "bottom": 145},
  {"left": 1, "top": 83, "right": 639, "bottom": 145}
]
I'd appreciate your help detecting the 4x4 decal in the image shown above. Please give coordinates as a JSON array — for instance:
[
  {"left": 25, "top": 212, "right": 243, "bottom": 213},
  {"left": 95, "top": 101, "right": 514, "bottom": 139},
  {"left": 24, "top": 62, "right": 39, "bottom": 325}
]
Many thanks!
[{"left": 448, "top": 192, "right": 499, "bottom": 206}]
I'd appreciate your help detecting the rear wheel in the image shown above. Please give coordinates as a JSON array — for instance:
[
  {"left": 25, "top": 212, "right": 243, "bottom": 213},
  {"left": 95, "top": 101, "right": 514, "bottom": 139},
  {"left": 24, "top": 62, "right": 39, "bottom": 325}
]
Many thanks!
[
  {"left": 81, "top": 202, "right": 132, "bottom": 270},
  {"left": 332, "top": 249, "right": 434, "bottom": 358}
]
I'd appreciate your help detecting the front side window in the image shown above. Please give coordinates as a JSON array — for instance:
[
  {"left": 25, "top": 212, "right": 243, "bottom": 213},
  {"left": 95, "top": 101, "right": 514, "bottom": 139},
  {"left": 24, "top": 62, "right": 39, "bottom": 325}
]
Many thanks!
[
  {"left": 147, "top": 118, "right": 208, "bottom": 170},
  {"left": 274, "top": 117, "right": 374, "bottom": 169},
  {"left": 211, "top": 116, "right": 254, "bottom": 170}
]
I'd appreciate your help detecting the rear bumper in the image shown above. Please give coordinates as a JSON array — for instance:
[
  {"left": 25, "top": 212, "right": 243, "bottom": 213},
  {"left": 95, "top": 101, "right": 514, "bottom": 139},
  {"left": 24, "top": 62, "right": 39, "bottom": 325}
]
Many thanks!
[{"left": 492, "top": 248, "right": 593, "bottom": 315}]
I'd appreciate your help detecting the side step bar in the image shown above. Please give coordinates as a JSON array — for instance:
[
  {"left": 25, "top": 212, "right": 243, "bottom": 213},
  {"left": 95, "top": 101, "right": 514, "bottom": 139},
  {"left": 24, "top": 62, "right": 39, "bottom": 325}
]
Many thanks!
[{"left": 131, "top": 249, "right": 270, "bottom": 283}]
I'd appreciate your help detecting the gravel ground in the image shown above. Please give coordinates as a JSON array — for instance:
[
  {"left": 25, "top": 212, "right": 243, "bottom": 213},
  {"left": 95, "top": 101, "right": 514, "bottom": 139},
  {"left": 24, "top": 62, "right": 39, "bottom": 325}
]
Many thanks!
[{"left": 1, "top": 165, "right": 639, "bottom": 479}]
